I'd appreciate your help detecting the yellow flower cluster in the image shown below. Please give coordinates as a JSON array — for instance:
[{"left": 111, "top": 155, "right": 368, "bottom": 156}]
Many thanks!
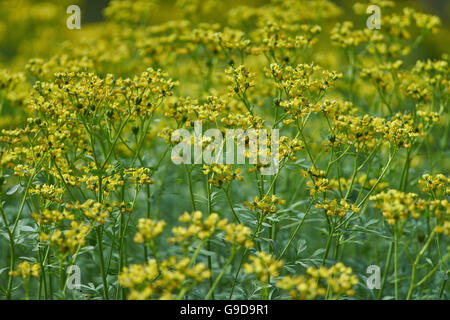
[
  {"left": 202, "top": 164, "right": 243, "bottom": 186},
  {"left": 40, "top": 221, "right": 91, "bottom": 255},
  {"left": 333, "top": 114, "right": 384, "bottom": 151},
  {"left": 254, "top": 23, "right": 321, "bottom": 53},
  {"left": 277, "top": 262, "right": 358, "bottom": 299},
  {"left": 220, "top": 220, "right": 254, "bottom": 249},
  {"left": 301, "top": 167, "right": 332, "bottom": 195},
  {"left": 244, "top": 195, "right": 286, "bottom": 215},
  {"left": 360, "top": 61, "right": 402, "bottom": 93},
  {"left": 9, "top": 261, "right": 40, "bottom": 279},
  {"left": 104, "top": 0, "right": 157, "bottom": 25},
  {"left": 428, "top": 199, "right": 450, "bottom": 219},
  {"left": 0, "top": 149, "right": 17, "bottom": 169},
  {"left": 169, "top": 211, "right": 253, "bottom": 248},
  {"left": 331, "top": 21, "right": 368, "bottom": 48},
  {"left": 124, "top": 168, "right": 155, "bottom": 185},
  {"left": 118, "top": 259, "right": 158, "bottom": 288},
  {"left": 328, "top": 111, "right": 439, "bottom": 151},
  {"left": 412, "top": 11, "right": 441, "bottom": 33},
  {"left": 418, "top": 174, "right": 449, "bottom": 194},
  {"left": 0, "top": 70, "right": 25, "bottom": 91},
  {"left": 32, "top": 209, "right": 74, "bottom": 224},
  {"left": 434, "top": 221, "right": 450, "bottom": 237},
  {"left": 29, "top": 184, "right": 65, "bottom": 203},
  {"left": 221, "top": 112, "right": 264, "bottom": 130},
  {"left": 266, "top": 63, "right": 342, "bottom": 96},
  {"left": 134, "top": 218, "right": 166, "bottom": 243},
  {"left": 66, "top": 199, "right": 111, "bottom": 224},
  {"left": 119, "top": 257, "right": 211, "bottom": 300},
  {"left": 169, "top": 211, "right": 220, "bottom": 242},
  {"left": 370, "top": 190, "right": 427, "bottom": 225},
  {"left": 329, "top": 174, "right": 389, "bottom": 193},
  {"left": 413, "top": 59, "right": 449, "bottom": 89},
  {"left": 226, "top": 65, "right": 256, "bottom": 98},
  {"left": 384, "top": 113, "right": 425, "bottom": 149},
  {"left": 278, "top": 136, "right": 304, "bottom": 161},
  {"left": 244, "top": 251, "right": 283, "bottom": 282},
  {"left": 316, "top": 199, "right": 360, "bottom": 217}
]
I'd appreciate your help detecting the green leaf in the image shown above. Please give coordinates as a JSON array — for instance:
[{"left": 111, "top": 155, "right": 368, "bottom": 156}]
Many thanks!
[{"left": 6, "top": 184, "right": 21, "bottom": 195}]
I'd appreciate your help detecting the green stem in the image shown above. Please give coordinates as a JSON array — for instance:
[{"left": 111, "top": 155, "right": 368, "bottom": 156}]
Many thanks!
[
  {"left": 206, "top": 177, "right": 214, "bottom": 300},
  {"left": 4, "top": 167, "right": 39, "bottom": 299},
  {"left": 96, "top": 227, "right": 109, "bottom": 300},
  {"left": 205, "top": 248, "right": 236, "bottom": 300},
  {"left": 406, "top": 232, "right": 436, "bottom": 300},
  {"left": 377, "top": 241, "right": 393, "bottom": 300},
  {"left": 344, "top": 153, "right": 359, "bottom": 200},
  {"left": 101, "top": 110, "right": 133, "bottom": 170},
  {"left": 415, "top": 252, "right": 449, "bottom": 288},
  {"left": 183, "top": 165, "right": 196, "bottom": 211},
  {"left": 224, "top": 188, "right": 241, "bottom": 224},
  {"left": 394, "top": 227, "right": 399, "bottom": 300},
  {"left": 278, "top": 199, "right": 314, "bottom": 260},
  {"left": 322, "top": 223, "right": 335, "bottom": 266},
  {"left": 58, "top": 257, "right": 64, "bottom": 294},
  {"left": 357, "top": 148, "right": 398, "bottom": 208}
]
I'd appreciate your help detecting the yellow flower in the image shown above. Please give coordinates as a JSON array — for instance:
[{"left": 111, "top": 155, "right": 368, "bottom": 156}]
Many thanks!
[
  {"left": 134, "top": 218, "right": 166, "bottom": 243},
  {"left": 119, "top": 257, "right": 210, "bottom": 300},
  {"left": 370, "top": 189, "right": 427, "bottom": 225},
  {"left": 418, "top": 174, "right": 449, "bottom": 194},
  {"left": 277, "top": 262, "right": 358, "bottom": 299},
  {"left": 9, "top": 261, "right": 40, "bottom": 279},
  {"left": 244, "top": 251, "right": 283, "bottom": 282},
  {"left": 316, "top": 199, "right": 360, "bottom": 217},
  {"left": 244, "top": 194, "right": 286, "bottom": 215},
  {"left": 202, "top": 163, "right": 243, "bottom": 186},
  {"left": 168, "top": 211, "right": 220, "bottom": 243},
  {"left": 219, "top": 219, "right": 254, "bottom": 248}
]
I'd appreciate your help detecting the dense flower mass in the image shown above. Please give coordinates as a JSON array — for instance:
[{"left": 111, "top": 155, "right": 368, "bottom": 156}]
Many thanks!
[
  {"left": 277, "top": 262, "right": 359, "bottom": 299},
  {"left": 0, "top": 0, "right": 448, "bottom": 301}
]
